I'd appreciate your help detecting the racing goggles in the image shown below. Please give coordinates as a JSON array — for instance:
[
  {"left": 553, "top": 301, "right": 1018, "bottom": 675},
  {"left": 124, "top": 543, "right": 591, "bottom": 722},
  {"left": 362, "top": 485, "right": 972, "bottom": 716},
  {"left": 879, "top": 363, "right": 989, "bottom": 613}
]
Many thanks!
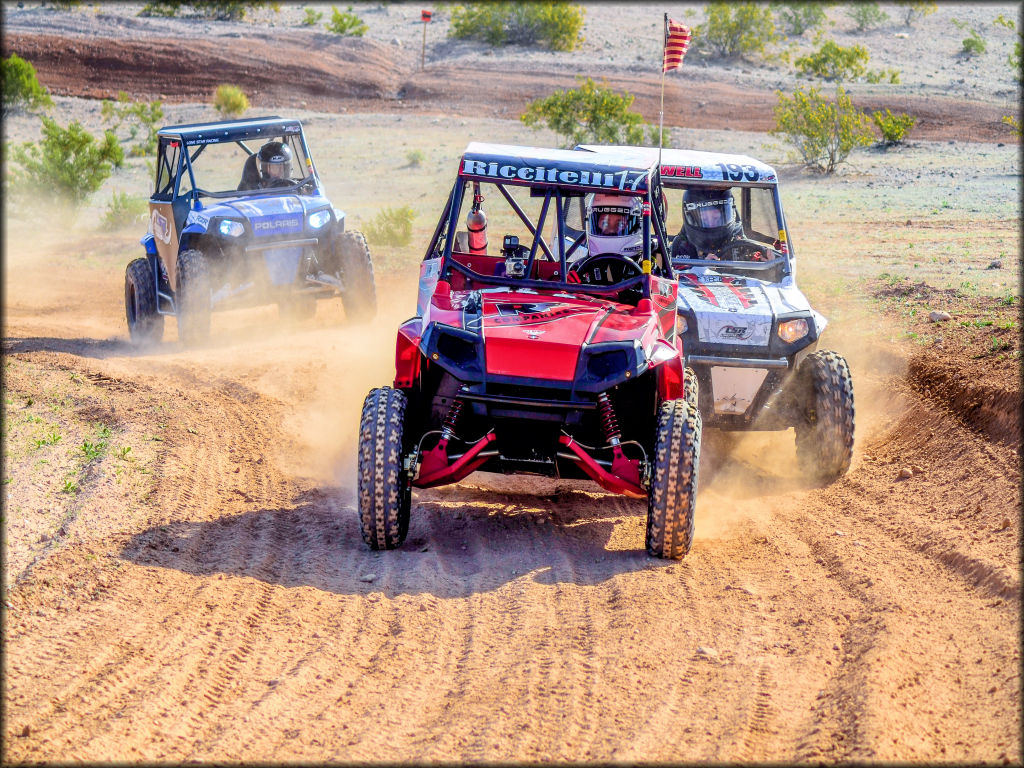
[
  {"left": 589, "top": 207, "right": 640, "bottom": 237},
  {"left": 684, "top": 197, "right": 733, "bottom": 229}
]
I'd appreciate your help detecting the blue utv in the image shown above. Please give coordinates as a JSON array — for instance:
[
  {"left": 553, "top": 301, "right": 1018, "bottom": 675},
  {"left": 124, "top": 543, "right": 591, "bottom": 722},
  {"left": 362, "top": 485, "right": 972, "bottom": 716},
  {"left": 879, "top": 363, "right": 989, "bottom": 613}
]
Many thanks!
[{"left": 126, "top": 116, "right": 376, "bottom": 345}]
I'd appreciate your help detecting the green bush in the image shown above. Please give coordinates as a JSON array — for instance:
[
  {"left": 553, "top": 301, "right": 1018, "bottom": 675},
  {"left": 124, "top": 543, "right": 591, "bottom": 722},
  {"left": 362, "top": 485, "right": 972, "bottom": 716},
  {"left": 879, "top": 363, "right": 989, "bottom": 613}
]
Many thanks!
[
  {"left": 895, "top": 1, "right": 936, "bottom": 28},
  {"left": 1003, "top": 115, "right": 1022, "bottom": 138},
  {"left": 871, "top": 108, "right": 917, "bottom": 145},
  {"left": 994, "top": 14, "right": 1022, "bottom": 82},
  {"left": 2, "top": 54, "right": 53, "bottom": 115},
  {"left": 521, "top": 77, "right": 666, "bottom": 149},
  {"left": 7, "top": 116, "right": 124, "bottom": 207},
  {"left": 101, "top": 91, "right": 164, "bottom": 157},
  {"left": 449, "top": 2, "right": 585, "bottom": 51},
  {"left": 771, "top": 2, "right": 830, "bottom": 37},
  {"left": 327, "top": 6, "right": 367, "bottom": 36},
  {"left": 795, "top": 40, "right": 869, "bottom": 81},
  {"left": 405, "top": 149, "right": 425, "bottom": 168},
  {"left": 139, "top": 1, "right": 278, "bottom": 20},
  {"left": 865, "top": 68, "right": 901, "bottom": 84},
  {"left": 213, "top": 84, "right": 249, "bottom": 117},
  {"left": 961, "top": 29, "right": 987, "bottom": 57},
  {"left": 693, "top": 3, "right": 781, "bottom": 60},
  {"left": 847, "top": 3, "right": 889, "bottom": 32},
  {"left": 363, "top": 206, "right": 415, "bottom": 247},
  {"left": 770, "top": 85, "right": 873, "bottom": 174},
  {"left": 301, "top": 7, "right": 323, "bottom": 26},
  {"left": 101, "top": 191, "right": 149, "bottom": 230}
]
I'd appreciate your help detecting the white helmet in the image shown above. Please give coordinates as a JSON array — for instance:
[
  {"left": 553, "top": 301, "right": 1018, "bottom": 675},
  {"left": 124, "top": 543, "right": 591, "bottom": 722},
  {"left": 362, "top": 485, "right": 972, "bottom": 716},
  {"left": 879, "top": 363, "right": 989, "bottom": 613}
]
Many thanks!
[{"left": 586, "top": 193, "right": 644, "bottom": 258}]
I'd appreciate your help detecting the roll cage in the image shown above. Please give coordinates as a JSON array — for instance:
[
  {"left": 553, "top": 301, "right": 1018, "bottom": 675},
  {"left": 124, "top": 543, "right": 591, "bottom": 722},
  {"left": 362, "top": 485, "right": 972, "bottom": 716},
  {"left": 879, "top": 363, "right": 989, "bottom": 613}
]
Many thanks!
[
  {"left": 152, "top": 116, "right": 323, "bottom": 204},
  {"left": 427, "top": 143, "right": 674, "bottom": 301}
]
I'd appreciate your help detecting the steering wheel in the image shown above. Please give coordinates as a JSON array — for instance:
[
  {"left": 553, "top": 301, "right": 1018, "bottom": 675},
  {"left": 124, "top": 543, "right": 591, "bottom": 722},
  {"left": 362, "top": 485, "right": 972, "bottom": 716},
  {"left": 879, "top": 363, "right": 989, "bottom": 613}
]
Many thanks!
[
  {"left": 719, "top": 239, "right": 773, "bottom": 262},
  {"left": 265, "top": 177, "right": 297, "bottom": 189},
  {"left": 567, "top": 253, "right": 643, "bottom": 293}
]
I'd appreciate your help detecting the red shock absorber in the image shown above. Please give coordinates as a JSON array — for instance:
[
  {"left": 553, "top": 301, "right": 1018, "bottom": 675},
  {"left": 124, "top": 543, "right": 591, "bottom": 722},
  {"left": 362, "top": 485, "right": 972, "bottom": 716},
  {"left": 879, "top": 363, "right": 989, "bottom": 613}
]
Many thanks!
[
  {"left": 441, "top": 396, "right": 464, "bottom": 440},
  {"left": 597, "top": 392, "right": 622, "bottom": 446}
]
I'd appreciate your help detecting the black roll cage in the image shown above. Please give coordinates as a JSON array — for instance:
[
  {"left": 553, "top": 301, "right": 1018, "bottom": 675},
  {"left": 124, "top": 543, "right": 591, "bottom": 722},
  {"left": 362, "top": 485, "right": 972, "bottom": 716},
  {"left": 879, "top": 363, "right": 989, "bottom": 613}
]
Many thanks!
[{"left": 425, "top": 174, "right": 674, "bottom": 300}]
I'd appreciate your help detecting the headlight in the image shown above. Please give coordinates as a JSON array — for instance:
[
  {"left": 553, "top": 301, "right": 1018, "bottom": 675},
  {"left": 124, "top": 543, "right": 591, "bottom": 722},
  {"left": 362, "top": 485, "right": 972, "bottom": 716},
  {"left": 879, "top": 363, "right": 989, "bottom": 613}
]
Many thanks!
[
  {"left": 308, "top": 210, "right": 332, "bottom": 229},
  {"left": 586, "top": 350, "right": 628, "bottom": 381},
  {"left": 219, "top": 219, "right": 244, "bottom": 237},
  {"left": 676, "top": 313, "right": 688, "bottom": 335},
  {"left": 777, "top": 318, "right": 809, "bottom": 343}
]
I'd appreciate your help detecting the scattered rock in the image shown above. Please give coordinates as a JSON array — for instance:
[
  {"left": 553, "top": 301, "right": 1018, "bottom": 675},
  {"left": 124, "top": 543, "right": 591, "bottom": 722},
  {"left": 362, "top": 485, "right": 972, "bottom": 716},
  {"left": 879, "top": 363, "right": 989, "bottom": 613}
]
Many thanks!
[
  {"left": 898, "top": 467, "right": 914, "bottom": 479},
  {"left": 20, "top": 725, "right": 30, "bottom": 738},
  {"left": 986, "top": 260, "right": 1002, "bottom": 270},
  {"left": 1000, "top": 517, "right": 1011, "bottom": 530},
  {"left": 834, "top": 529, "right": 846, "bottom": 536},
  {"left": 696, "top": 646, "right": 718, "bottom": 659},
  {"left": 911, "top": 465, "right": 925, "bottom": 475},
  {"left": 359, "top": 573, "right": 376, "bottom": 583},
  {"left": 929, "top": 310, "right": 952, "bottom": 322},
  {"left": 740, "top": 585, "right": 756, "bottom": 596},
  {"left": 391, "top": 37, "right": 401, "bottom": 47}
]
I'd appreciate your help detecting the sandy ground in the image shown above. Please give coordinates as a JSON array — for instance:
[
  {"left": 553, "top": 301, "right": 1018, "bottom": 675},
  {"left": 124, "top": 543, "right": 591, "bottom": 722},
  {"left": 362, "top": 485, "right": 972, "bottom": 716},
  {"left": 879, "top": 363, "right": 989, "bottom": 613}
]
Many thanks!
[{"left": 2, "top": 2, "right": 1022, "bottom": 764}]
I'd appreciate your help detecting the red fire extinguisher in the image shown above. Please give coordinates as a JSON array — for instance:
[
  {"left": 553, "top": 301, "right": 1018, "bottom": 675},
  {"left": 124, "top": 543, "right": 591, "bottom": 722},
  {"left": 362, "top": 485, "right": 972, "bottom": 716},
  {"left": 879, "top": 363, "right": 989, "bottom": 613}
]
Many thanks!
[{"left": 467, "top": 182, "right": 487, "bottom": 255}]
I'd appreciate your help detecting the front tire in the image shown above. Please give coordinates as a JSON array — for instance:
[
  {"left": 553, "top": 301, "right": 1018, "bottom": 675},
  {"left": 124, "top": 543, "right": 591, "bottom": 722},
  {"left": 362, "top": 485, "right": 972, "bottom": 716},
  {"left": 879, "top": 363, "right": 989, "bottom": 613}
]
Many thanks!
[
  {"left": 684, "top": 366, "right": 699, "bottom": 412},
  {"left": 357, "top": 387, "right": 411, "bottom": 550},
  {"left": 176, "top": 249, "right": 211, "bottom": 346},
  {"left": 646, "top": 399, "right": 702, "bottom": 559},
  {"left": 337, "top": 230, "right": 376, "bottom": 323},
  {"left": 125, "top": 258, "right": 164, "bottom": 345},
  {"left": 794, "top": 350, "right": 854, "bottom": 483}
]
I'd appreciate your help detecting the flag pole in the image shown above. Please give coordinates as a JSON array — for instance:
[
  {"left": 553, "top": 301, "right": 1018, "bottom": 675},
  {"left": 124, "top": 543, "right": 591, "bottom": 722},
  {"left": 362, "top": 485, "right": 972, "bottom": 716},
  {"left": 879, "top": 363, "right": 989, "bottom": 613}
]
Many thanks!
[{"left": 659, "top": 13, "right": 667, "bottom": 168}]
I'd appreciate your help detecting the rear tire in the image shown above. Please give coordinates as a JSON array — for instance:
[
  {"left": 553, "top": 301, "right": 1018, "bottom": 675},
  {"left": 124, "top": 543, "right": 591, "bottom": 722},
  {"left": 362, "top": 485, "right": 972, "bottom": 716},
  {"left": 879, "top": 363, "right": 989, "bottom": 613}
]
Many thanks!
[
  {"left": 125, "top": 258, "right": 164, "bottom": 344},
  {"left": 176, "top": 249, "right": 211, "bottom": 346},
  {"left": 357, "top": 387, "right": 411, "bottom": 550},
  {"left": 646, "top": 399, "right": 702, "bottom": 559},
  {"left": 684, "top": 366, "right": 699, "bottom": 412},
  {"left": 337, "top": 230, "right": 376, "bottom": 323},
  {"left": 794, "top": 350, "right": 854, "bottom": 483}
]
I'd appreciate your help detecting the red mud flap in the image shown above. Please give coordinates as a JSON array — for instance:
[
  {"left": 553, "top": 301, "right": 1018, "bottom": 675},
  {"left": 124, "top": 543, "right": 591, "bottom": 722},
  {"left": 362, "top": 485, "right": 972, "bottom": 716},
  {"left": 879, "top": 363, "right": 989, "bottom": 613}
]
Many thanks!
[
  {"left": 557, "top": 435, "right": 645, "bottom": 499},
  {"left": 415, "top": 432, "right": 497, "bottom": 488}
]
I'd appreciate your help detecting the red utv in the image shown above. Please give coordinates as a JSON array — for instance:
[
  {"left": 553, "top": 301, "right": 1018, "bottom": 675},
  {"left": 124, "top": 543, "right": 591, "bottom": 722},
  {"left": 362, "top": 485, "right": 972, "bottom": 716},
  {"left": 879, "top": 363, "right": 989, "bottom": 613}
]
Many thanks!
[{"left": 357, "top": 143, "right": 701, "bottom": 558}]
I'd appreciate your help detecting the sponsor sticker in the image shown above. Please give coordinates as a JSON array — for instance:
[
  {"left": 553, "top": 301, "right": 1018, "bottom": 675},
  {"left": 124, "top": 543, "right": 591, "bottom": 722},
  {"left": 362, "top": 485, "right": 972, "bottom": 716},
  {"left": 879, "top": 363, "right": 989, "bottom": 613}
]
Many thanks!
[{"left": 151, "top": 209, "right": 172, "bottom": 245}]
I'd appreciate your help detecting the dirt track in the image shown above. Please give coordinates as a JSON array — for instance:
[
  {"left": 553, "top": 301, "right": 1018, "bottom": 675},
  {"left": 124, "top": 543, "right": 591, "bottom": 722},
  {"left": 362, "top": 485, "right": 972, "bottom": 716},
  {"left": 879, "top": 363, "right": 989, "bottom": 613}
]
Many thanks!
[{"left": 2, "top": 234, "right": 1021, "bottom": 761}]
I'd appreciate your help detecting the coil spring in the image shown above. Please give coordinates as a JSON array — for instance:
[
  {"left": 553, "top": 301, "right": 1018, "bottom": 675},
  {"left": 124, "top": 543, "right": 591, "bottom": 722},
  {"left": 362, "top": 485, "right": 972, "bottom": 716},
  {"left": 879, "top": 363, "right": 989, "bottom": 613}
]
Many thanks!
[
  {"left": 441, "top": 396, "right": 464, "bottom": 439},
  {"left": 597, "top": 392, "right": 621, "bottom": 445}
]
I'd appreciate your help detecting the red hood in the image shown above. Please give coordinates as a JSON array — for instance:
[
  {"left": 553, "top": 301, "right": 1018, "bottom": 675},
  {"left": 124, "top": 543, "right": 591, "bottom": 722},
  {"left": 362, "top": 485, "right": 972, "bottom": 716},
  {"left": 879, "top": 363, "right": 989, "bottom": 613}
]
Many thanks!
[{"left": 479, "top": 291, "right": 651, "bottom": 380}]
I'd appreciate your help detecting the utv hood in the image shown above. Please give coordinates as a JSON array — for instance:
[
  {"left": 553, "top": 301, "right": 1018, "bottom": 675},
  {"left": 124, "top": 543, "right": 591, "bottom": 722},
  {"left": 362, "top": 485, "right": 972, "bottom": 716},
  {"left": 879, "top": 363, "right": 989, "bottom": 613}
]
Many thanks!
[{"left": 197, "top": 195, "right": 326, "bottom": 238}]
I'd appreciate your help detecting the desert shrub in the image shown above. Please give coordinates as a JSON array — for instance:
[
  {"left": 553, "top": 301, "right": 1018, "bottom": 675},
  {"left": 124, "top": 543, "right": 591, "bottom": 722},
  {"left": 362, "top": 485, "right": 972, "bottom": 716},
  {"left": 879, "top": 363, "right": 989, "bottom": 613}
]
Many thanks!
[
  {"left": 770, "top": 85, "right": 873, "bottom": 174},
  {"left": 44, "top": 0, "right": 81, "bottom": 8},
  {"left": 405, "top": 149, "right": 425, "bottom": 167},
  {"left": 865, "top": 68, "right": 901, "bottom": 84},
  {"left": 1003, "top": 115, "right": 1022, "bottom": 137},
  {"left": 449, "top": 2, "right": 585, "bottom": 51},
  {"left": 7, "top": 116, "right": 124, "bottom": 207},
  {"left": 101, "top": 91, "right": 164, "bottom": 157},
  {"left": 363, "top": 206, "right": 415, "bottom": 247},
  {"left": 795, "top": 40, "right": 869, "bottom": 81},
  {"left": 960, "top": 29, "right": 987, "bottom": 57},
  {"left": 2, "top": 54, "right": 53, "bottom": 115},
  {"left": 101, "top": 191, "right": 149, "bottom": 230},
  {"left": 301, "top": 7, "right": 323, "bottom": 26},
  {"left": 771, "top": 2, "right": 830, "bottom": 37},
  {"left": 213, "top": 84, "right": 249, "bottom": 117},
  {"left": 327, "top": 6, "right": 367, "bottom": 36},
  {"left": 895, "top": 1, "right": 936, "bottom": 28},
  {"left": 693, "top": 3, "right": 781, "bottom": 60},
  {"left": 847, "top": 3, "right": 889, "bottom": 32},
  {"left": 871, "top": 108, "right": 916, "bottom": 145},
  {"left": 139, "top": 1, "right": 278, "bottom": 19},
  {"left": 521, "top": 77, "right": 666, "bottom": 149},
  {"left": 994, "top": 14, "right": 1022, "bottom": 81}
]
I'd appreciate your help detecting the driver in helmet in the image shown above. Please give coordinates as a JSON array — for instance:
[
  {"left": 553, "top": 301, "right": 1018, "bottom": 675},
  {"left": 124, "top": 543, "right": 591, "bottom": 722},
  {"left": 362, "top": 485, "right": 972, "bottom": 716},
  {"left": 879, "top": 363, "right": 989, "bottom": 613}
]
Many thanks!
[
  {"left": 670, "top": 187, "right": 768, "bottom": 263},
  {"left": 583, "top": 193, "right": 644, "bottom": 260},
  {"left": 238, "top": 140, "right": 293, "bottom": 190}
]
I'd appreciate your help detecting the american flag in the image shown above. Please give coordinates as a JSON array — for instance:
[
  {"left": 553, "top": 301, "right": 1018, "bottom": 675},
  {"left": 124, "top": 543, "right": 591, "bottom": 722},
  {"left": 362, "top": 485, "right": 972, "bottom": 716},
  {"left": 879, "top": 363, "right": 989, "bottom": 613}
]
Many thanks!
[{"left": 662, "top": 18, "right": 691, "bottom": 72}]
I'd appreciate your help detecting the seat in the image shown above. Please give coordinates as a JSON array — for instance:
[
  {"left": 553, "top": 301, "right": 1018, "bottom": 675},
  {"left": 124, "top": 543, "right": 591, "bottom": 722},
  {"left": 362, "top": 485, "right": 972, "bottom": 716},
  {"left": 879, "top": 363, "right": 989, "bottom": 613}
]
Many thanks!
[{"left": 237, "top": 153, "right": 260, "bottom": 191}]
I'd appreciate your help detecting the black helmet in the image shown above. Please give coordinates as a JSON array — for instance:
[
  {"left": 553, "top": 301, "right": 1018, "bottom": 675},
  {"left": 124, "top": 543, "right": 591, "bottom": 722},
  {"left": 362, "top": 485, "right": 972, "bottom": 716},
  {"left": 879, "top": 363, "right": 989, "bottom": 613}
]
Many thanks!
[
  {"left": 682, "top": 187, "right": 742, "bottom": 253},
  {"left": 258, "top": 141, "right": 292, "bottom": 181}
]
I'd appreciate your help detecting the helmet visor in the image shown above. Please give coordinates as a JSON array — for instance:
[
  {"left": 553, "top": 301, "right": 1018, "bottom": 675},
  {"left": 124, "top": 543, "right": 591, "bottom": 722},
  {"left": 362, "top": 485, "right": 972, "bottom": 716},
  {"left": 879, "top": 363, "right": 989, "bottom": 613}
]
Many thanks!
[
  {"left": 684, "top": 197, "right": 733, "bottom": 230},
  {"left": 590, "top": 207, "right": 638, "bottom": 237},
  {"left": 262, "top": 161, "right": 290, "bottom": 179}
]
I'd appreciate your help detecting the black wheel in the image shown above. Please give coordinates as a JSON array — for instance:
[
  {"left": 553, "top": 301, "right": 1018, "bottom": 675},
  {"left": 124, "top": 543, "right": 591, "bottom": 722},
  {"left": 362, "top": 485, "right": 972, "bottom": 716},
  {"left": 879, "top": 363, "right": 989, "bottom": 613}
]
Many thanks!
[
  {"left": 176, "top": 249, "right": 211, "bottom": 346},
  {"left": 125, "top": 257, "right": 164, "bottom": 344},
  {"left": 278, "top": 296, "right": 317, "bottom": 322},
  {"left": 646, "top": 399, "right": 702, "bottom": 559},
  {"left": 357, "top": 387, "right": 411, "bottom": 550},
  {"left": 684, "top": 366, "right": 699, "bottom": 412},
  {"left": 337, "top": 230, "right": 376, "bottom": 323},
  {"left": 794, "top": 350, "right": 854, "bottom": 483}
]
